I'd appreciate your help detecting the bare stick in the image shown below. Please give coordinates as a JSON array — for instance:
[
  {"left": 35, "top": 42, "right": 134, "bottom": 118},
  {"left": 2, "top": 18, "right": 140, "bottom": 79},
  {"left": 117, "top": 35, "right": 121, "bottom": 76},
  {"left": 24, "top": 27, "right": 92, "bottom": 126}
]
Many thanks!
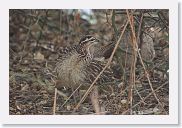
[
  {"left": 122, "top": 81, "right": 168, "bottom": 114},
  {"left": 126, "top": 10, "right": 167, "bottom": 114},
  {"left": 53, "top": 88, "right": 57, "bottom": 115},
  {"left": 126, "top": 10, "right": 137, "bottom": 115},
  {"left": 90, "top": 86, "right": 101, "bottom": 114},
  {"left": 60, "top": 84, "right": 82, "bottom": 109},
  {"left": 111, "top": 10, "right": 119, "bottom": 38},
  {"left": 75, "top": 20, "right": 129, "bottom": 110}
]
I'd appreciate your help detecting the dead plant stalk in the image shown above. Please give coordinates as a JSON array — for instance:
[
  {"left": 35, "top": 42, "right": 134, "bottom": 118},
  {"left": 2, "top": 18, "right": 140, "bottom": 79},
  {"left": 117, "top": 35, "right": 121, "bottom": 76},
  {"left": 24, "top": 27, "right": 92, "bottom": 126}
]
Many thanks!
[
  {"left": 75, "top": 20, "right": 129, "bottom": 110},
  {"left": 126, "top": 10, "right": 137, "bottom": 115},
  {"left": 126, "top": 10, "right": 167, "bottom": 114}
]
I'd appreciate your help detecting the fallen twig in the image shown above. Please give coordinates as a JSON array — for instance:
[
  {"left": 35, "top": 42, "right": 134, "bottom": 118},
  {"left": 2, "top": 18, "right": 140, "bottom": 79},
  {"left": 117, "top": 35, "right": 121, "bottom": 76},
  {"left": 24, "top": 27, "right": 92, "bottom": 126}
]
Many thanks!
[{"left": 122, "top": 81, "right": 168, "bottom": 114}]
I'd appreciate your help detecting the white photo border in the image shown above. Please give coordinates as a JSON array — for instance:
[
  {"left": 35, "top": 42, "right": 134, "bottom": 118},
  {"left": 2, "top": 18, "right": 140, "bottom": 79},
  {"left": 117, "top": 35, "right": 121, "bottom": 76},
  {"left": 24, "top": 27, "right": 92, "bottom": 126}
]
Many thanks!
[{"left": 0, "top": 0, "right": 178, "bottom": 124}]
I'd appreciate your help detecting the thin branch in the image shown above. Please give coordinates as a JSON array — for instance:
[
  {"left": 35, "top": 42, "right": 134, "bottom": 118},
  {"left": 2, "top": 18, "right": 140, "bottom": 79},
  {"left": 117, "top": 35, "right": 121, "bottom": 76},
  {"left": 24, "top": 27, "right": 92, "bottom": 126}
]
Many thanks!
[
  {"left": 53, "top": 88, "right": 57, "bottom": 115},
  {"left": 60, "top": 84, "right": 82, "bottom": 109},
  {"left": 105, "top": 10, "right": 112, "bottom": 27},
  {"left": 111, "top": 10, "right": 119, "bottom": 39},
  {"left": 137, "top": 12, "right": 144, "bottom": 48},
  {"left": 126, "top": 9, "right": 137, "bottom": 115},
  {"left": 122, "top": 81, "right": 168, "bottom": 114},
  {"left": 74, "top": 20, "right": 129, "bottom": 111},
  {"left": 126, "top": 10, "right": 167, "bottom": 114}
]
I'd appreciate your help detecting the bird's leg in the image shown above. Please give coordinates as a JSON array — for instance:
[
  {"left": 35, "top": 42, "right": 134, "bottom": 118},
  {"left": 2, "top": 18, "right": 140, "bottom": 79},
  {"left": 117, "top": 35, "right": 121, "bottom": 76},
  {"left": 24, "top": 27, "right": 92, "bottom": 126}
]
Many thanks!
[{"left": 90, "top": 86, "right": 103, "bottom": 114}]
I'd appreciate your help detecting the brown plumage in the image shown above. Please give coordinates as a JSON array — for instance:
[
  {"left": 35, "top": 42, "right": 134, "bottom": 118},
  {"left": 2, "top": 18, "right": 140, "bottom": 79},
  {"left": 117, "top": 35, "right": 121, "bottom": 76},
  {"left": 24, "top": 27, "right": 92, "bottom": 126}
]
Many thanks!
[
  {"left": 55, "top": 35, "right": 116, "bottom": 89},
  {"left": 54, "top": 35, "right": 121, "bottom": 114}
]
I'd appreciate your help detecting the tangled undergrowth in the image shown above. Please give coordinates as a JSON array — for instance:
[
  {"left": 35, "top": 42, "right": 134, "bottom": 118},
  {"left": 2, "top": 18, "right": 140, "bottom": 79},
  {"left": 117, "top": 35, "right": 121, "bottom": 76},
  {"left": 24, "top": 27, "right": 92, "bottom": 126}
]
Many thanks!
[{"left": 9, "top": 9, "right": 169, "bottom": 115}]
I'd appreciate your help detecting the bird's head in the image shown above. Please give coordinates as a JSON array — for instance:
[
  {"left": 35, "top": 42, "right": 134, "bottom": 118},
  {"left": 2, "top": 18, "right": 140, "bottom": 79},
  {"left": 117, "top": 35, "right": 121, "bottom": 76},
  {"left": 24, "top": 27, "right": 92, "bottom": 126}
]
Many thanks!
[
  {"left": 79, "top": 35, "right": 99, "bottom": 47},
  {"left": 79, "top": 35, "right": 100, "bottom": 58}
]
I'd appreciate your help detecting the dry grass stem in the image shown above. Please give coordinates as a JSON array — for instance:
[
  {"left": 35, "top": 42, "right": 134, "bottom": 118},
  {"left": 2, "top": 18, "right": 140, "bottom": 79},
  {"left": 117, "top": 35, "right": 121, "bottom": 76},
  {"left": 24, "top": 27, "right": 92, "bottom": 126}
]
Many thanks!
[
  {"left": 53, "top": 88, "right": 57, "bottom": 115},
  {"left": 75, "top": 19, "right": 129, "bottom": 110}
]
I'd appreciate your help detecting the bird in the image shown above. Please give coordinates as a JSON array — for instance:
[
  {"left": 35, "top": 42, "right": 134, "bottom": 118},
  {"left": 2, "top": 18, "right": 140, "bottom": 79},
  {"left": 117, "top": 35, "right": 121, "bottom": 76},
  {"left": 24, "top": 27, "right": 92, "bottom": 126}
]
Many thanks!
[
  {"left": 54, "top": 35, "right": 117, "bottom": 114},
  {"left": 140, "top": 33, "right": 155, "bottom": 62}
]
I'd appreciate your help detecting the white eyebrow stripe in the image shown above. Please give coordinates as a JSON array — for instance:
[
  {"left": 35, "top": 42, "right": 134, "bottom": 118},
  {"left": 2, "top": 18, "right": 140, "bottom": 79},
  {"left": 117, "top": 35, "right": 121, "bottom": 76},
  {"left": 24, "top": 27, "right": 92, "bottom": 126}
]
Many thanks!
[
  {"left": 81, "top": 39, "right": 89, "bottom": 43},
  {"left": 80, "top": 36, "right": 96, "bottom": 44}
]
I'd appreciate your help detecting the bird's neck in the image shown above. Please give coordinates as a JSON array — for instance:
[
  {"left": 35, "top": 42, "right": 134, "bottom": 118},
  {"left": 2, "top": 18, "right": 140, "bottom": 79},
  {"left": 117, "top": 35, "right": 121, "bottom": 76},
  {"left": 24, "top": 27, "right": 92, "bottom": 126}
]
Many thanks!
[{"left": 75, "top": 45, "right": 92, "bottom": 64}]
